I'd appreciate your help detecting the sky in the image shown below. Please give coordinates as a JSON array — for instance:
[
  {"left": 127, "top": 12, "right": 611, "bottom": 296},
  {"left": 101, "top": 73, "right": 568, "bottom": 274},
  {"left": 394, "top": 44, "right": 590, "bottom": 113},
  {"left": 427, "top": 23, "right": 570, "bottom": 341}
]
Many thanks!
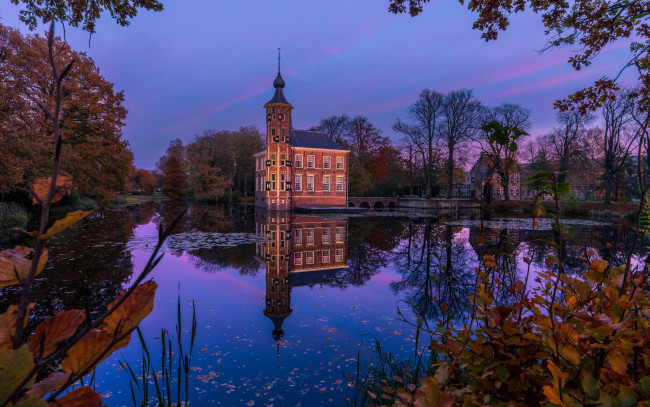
[{"left": 0, "top": 0, "right": 637, "bottom": 169}]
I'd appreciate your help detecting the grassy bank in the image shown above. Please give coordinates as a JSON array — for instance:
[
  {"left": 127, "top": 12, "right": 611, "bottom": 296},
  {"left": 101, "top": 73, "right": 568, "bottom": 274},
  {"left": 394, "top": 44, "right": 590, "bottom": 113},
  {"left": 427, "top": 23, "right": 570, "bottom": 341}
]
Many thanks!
[
  {"left": 489, "top": 199, "right": 639, "bottom": 219},
  {"left": 0, "top": 202, "right": 29, "bottom": 228}
]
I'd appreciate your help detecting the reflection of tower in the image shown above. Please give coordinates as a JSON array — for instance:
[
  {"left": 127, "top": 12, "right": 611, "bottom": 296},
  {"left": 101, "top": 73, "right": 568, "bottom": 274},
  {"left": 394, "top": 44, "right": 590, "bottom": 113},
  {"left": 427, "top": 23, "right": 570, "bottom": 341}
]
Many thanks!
[
  {"left": 254, "top": 212, "right": 349, "bottom": 363},
  {"left": 258, "top": 212, "right": 293, "bottom": 344}
]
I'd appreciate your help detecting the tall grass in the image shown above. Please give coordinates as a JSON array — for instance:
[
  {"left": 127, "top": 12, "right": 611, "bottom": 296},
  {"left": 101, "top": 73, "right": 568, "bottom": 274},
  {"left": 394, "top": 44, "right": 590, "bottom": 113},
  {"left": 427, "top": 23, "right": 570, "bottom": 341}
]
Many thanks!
[
  {"left": 0, "top": 202, "right": 29, "bottom": 228},
  {"left": 120, "top": 293, "right": 198, "bottom": 407}
]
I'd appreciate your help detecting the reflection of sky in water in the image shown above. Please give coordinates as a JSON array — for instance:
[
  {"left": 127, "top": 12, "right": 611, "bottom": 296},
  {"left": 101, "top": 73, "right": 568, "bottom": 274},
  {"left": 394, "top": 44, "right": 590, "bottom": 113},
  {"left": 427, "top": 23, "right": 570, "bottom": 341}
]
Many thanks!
[
  {"left": 18, "top": 206, "right": 641, "bottom": 406},
  {"left": 94, "top": 221, "right": 413, "bottom": 406}
]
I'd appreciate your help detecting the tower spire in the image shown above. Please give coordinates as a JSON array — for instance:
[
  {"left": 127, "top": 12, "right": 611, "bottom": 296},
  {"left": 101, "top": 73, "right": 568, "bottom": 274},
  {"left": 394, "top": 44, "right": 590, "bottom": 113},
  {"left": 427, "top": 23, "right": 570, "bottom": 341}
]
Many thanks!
[{"left": 278, "top": 47, "right": 281, "bottom": 75}]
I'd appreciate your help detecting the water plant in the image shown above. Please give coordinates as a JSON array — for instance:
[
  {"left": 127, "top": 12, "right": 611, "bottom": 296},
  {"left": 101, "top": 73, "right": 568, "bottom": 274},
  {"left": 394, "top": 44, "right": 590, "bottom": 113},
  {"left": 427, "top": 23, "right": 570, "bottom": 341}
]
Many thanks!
[{"left": 120, "top": 293, "right": 198, "bottom": 407}]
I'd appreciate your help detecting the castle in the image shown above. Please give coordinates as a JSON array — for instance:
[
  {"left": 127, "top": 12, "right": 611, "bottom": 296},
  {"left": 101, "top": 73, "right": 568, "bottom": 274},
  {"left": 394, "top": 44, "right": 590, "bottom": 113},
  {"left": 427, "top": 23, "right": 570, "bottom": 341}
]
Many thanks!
[{"left": 254, "top": 58, "right": 349, "bottom": 211}]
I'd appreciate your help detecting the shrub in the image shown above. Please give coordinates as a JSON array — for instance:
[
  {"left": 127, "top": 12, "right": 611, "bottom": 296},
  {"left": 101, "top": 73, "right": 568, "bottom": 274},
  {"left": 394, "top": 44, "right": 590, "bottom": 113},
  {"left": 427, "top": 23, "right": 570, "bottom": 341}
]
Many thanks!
[{"left": 0, "top": 202, "right": 29, "bottom": 228}]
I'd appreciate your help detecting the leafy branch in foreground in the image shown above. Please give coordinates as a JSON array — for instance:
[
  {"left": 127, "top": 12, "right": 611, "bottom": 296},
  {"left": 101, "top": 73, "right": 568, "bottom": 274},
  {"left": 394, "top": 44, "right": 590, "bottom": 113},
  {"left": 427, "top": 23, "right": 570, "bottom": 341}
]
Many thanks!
[{"left": 0, "top": 22, "right": 186, "bottom": 406}]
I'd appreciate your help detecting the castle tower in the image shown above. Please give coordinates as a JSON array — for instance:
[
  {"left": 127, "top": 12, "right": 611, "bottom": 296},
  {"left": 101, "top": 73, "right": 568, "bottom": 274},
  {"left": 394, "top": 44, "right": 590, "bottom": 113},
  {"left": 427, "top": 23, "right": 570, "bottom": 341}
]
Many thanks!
[{"left": 263, "top": 49, "right": 294, "bottom": 211}]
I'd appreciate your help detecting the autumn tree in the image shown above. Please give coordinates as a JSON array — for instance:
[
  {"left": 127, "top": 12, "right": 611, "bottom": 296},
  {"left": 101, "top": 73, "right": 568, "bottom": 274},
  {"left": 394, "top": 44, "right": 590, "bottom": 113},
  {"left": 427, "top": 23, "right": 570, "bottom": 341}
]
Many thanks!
[
  {"left": 130, "top": 169, "right": 156, "bottom": 194},
  {"left": 186, "top": 131, "right": 231, "bottom": 202},
  {"left": 476, "top": 103, "right": 530, "bottom": 201},
  {"left": 11, "top": 0, "right": 163, "bottom": 34},
  {"left": 439, "top": 89, "right": 482, "bottom": 198},
  {"left": 159, "top": 139, "right": 188, "bottom": 198},
  {"left": 339, "top": 116, "right": 393, "bottom": 195},
  {"left": 310, "top": 114, "right": 350, "bottom": 145},
  {"left": 388, "top": 0, "right": 650, "bottom": 114},
  {"left": 393, "top": 89, "right": 445, "bottom": 197},
  {"left": 0, "top": 24, "right": 134, "bottom": 198}
]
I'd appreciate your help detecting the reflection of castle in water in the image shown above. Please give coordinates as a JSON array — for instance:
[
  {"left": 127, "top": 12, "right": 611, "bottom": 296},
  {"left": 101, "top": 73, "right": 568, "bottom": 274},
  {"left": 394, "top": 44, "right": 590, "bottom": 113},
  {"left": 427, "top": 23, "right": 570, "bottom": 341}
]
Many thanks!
[{"left": 254, "top": 212, "right": 348, "bottom": 346}]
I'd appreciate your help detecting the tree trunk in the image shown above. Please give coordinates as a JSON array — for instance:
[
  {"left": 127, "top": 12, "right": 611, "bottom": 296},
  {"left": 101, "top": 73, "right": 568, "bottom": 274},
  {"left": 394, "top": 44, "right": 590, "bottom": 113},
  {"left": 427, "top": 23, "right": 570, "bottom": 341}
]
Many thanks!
[
  {"left": 604, "top": 173, "right": 613, "bottom": 205},
  {"left": 228, "top": 186, "right": 233, "bottom": 206},
  {"left": 447, "top": 146, "right": 454, "bottom": 199},
  {"left": 503, "top": 175, "right": 510, "bottom": 202},
  {"left": 243, "top": 173, "right": 248, "bottom": 198}
]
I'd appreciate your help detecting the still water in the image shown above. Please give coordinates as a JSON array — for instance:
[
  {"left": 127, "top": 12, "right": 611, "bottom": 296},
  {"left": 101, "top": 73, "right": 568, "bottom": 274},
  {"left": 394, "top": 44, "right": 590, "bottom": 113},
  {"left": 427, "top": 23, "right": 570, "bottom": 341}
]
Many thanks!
[{"left": 0, "top": 203, "right": 645, "bottom": 406}]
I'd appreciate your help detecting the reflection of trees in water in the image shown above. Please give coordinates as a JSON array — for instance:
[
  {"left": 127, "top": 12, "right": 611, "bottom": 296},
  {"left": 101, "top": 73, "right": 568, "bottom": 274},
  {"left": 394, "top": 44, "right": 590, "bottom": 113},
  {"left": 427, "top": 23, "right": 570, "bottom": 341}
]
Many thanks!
[
  {"left": 0, "top": 206, "right": 148, "bottom": 331},
  {"left": 391, "top": 220, "right": 475, "bottom": 320},
  {"left": 155, "top": 202, "right": 255, "bottom": 235},
  {"left": 187, "top": 244, "right": 261, "bottom": 276},
  {"left": 342, "top": 217, "right": 404, "bottom": 287}
]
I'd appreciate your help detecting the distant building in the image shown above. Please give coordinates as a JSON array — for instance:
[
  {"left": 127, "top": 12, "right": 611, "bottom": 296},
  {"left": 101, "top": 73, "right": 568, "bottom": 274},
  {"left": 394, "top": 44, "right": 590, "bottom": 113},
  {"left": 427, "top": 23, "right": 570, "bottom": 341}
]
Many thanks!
[
  {"left": 468, "top": 153, "right": 601, "bottom": 201},
  {"left": 254, "top": 59, "right": 349, "bottom": 210}
]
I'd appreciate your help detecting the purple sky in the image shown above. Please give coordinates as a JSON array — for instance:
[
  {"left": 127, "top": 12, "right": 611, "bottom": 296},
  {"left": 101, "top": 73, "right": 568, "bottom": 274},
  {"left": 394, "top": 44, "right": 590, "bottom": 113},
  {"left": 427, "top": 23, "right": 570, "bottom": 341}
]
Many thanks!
[{"left": 0, "top": 0, "right": 636, "bottom": 169}]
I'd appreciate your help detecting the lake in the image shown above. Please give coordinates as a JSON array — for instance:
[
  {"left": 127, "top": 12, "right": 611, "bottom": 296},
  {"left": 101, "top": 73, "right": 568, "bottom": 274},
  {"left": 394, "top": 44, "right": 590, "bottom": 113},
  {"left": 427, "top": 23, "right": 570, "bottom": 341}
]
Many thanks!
[{"left": 0, "top": 202, "right": 645, "bottom": 406}]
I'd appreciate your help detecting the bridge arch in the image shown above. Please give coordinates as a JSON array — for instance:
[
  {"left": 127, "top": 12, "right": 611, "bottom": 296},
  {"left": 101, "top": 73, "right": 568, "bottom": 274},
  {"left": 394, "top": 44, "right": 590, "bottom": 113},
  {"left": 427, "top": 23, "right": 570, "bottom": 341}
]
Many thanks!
[{"left": 359, "top": 201, "right": 370, "bottom": 209}]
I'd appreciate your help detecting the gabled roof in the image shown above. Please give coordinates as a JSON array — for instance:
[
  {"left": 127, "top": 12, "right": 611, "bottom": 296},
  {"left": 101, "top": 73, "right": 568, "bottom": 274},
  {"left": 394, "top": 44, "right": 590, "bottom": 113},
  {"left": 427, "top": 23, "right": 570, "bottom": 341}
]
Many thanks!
[{"left": 290, "top": 130, "right": 346, "bottom": 150}]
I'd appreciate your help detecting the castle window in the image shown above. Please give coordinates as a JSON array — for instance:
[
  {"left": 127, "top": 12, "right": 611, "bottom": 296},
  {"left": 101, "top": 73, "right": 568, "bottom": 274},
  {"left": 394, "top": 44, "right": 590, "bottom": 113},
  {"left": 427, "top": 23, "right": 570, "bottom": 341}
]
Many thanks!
[
  {"left": 272, "top": 107, "right": 276, "bottom": 113},
  {"left": 336, "top": 176, "right": 344, "bottom": 191},
  {"left": 322, "top": 249, "right": 330, "bottom": 263},
  {"left": 335, "top": 227, "right": 343, "bottom": 242},
  {"left": 306, "top": 228, "right": 314, "bottom": 244},
  {"left": 271, "top": 128, "right": 276, "bottom": 136},
  {"left": 295, "top": 155, "right": 303, "bottom": 168},
  {"left": 322, "top": 228, "right": 330, "bottom": 244},
  {"left": 336, "top": 157, "right": 344, "bottom": 170},
  {"left": 294, "top": 175, "right": 302, "bottom": 191},
  {"left": 323, "top": 156, "right": 331, "bottom": 169},
  {"left": 335, "top": 249, "right": 343, "bottom": 262},
  {"left": 306, "top": 175, "right": 314, "bottom": 191},
  {"left": 306, "top": 251, "right": 314, "bottom": 265},
  {"left": 307, "top": 155, "right": 315, "bottom": 168},
  {"left": 295, "top": 229, "right": 302, "bottom": 244},
  {"left": 323, "top": 175, "right": 330, "bottom": 192},
  {"left": 294, "top": 252, "right": 302, "bottom": 266}
]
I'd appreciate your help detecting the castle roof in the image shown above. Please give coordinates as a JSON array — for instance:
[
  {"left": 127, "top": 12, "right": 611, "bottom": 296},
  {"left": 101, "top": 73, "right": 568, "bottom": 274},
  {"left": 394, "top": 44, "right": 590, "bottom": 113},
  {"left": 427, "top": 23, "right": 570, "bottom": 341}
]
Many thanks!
[{"left": 290, "top": 130, "right": 346, "bottom": 150}]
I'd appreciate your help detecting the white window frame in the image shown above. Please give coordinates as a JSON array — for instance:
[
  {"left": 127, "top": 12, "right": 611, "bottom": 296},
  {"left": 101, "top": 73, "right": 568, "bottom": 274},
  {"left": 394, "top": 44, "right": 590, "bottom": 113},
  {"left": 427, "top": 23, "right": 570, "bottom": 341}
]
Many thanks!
[
  {"left": 307, "top": 155, "right": 315, "bottom": 169},
  {"left": 323, "top": 175, "right": 330, "bottom": 192},
  {"left": 322, "top": 227, "right": 330, "bottom": 244},
  {"left": 294, "top": 229, "right": 302, "bottom": 244},
  {"left": 306, "top": 251, "right": 314, "bottom": 265},
  {"left": 336, "top": 176, "right": 344, "bottom": 192},
  {"left": 323, "top": 156, "right": 331, "bottom": 169},
  {"left": 307, "top": 175, "right": 314, "bottom": 192},
  {"left": 335, "top": 227, "right": 343, "bottom": 242},
  {"left": 294, "top": 252, "right": 302, "bottom": 266},
  {"left": 335, "top": 249, "right": 343, "bottom": 262},
  {"left": 322, "top": 249, "right": 330, "bottom": 263},
  {"left": 294, "top": 174, "right": 302, "bottom": 191},
  {"left": 306, "top": 228, "right": 314, "bottom": 244},
  {"left": 295, "top": 154, "right": 303, "bottom": 168},
  {"left": 336, "top": 157, "right": 344, "bottom": 170}
]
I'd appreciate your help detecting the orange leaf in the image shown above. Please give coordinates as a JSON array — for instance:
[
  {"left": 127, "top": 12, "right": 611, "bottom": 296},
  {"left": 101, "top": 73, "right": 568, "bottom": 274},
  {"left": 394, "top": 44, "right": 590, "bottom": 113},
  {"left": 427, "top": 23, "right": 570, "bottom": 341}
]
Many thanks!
[
  {"left": 607, "top": 349, "right": 631, "bottom": 375},
  {"left": 39, "top": 210, "right": 94, "bottom": 240},
  {"left": 28, "top": 310, "right": 85, "bottom": 358},
  {"left": 49, "top": 386, "right": 102, "bottom": 407},
  {"left": 0, "top": 304, "right": 34, "bottom": 351},
  {"left": 23, "top": 372, "right": 70, "bottom": 400},
  {"left": 590, "top": 260, "right": 608, "bottom": 274},
  {"left": 0, "top": 246, "right": 48, "bottom": 287},
  {"left": 103, "top": 281, "right": 157, "bottom": 336},
  {"left": 29, "top": 176, "right": 71, "bottom": 205},
  {"left": 543, "top": 385, "right": 564, "bottom": 406},
  {"left": 61, "top": 329, "right": 130, "bottom": 375}
]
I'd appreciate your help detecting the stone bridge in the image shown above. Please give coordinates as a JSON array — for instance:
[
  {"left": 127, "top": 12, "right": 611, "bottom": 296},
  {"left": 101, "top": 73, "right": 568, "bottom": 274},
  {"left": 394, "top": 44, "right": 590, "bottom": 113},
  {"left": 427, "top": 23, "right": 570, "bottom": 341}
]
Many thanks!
[{"left": 348, "top": 196, "right": 398, "bottom": 210}]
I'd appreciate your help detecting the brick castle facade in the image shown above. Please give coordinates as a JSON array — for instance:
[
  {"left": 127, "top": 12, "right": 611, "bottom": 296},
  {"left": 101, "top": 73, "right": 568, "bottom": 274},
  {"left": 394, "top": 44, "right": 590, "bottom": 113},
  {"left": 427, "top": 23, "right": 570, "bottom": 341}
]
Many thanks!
[{"left": 254, "top": 64, "right": 349, "bottom": 210}]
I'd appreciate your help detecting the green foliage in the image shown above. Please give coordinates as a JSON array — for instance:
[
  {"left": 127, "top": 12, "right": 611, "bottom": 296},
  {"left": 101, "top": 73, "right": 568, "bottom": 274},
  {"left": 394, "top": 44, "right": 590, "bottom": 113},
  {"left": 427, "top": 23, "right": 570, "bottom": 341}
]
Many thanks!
[{"left": 0, "top": 202, "right": 28, "bottom": 228}]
